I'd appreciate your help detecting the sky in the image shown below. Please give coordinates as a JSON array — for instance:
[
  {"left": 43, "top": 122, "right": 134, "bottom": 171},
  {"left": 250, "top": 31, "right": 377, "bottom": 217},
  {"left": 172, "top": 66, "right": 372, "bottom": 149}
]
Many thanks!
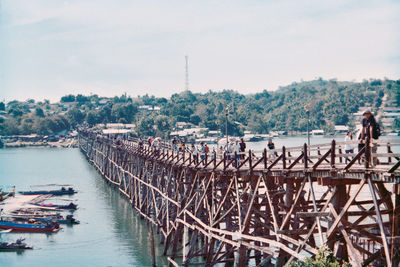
[{"left": 0, "top": 0, "right": 399, "bottom": 102}]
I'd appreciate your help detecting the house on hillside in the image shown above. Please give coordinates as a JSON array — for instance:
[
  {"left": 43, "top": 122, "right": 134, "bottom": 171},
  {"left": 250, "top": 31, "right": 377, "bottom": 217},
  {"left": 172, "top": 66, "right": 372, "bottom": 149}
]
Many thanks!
[
  {"left": 175, "top": 122, "right": 192, "bottom": 129},
  {"left": 138, "top": 105, "right": 161, "bottom": 111},
  {"left": 102, "top": 128, "right": 131, "bottom": 139},
  {"left": 98, "top": 98, "right": 111, "bottom": 106}
]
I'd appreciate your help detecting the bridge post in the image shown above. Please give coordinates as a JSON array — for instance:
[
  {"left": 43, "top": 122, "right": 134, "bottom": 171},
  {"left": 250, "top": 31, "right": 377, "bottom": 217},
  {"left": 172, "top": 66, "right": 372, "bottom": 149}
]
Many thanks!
[
  {"left": 263, "top": 148, "right": 267, "bottom": 169},
  {"left": 282, "top": 146, "right": 286, "bottom": 169},
  {"left": 365, "top": 137, "right": 370, "bottom": 169},
  {"left": 387, "top": 143, "right": 392, "bottom": 163},
  {"left": 331, "top": 140, "right": 336, "bottom": 169},
  {"left": 213, "top": 151, "right": 216, "bottom": 168},
  {"left": 249, "top": 150, "right": 252, "bottom": 170},
  {"left": 393, "top": 184, "right": 400, "bottom": 266},
  {"left": 234, "top": 152, "right": 238, "bottom": 168},
  {"left": 304, "top": 143, "right": 308, "bottom": 169}
]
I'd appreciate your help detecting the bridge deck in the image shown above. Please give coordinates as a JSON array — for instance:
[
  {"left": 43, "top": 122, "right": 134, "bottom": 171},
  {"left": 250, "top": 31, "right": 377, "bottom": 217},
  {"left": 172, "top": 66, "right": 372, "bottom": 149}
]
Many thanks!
[{"left": 123, "top": 137, "right": 400, "bottom": 183}]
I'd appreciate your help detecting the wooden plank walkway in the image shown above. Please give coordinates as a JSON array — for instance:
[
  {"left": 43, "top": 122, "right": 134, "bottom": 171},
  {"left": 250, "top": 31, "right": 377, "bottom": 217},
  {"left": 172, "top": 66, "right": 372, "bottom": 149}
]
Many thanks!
[{"left": 78, "top": 130, "right": 400, "bottom": 266}]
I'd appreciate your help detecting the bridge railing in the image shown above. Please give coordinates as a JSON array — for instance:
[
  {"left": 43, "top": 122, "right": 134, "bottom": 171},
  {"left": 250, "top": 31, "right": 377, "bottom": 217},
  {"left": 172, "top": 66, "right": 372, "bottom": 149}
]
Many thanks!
[{"left": 79, "top": 130, "right": 400, "bottom": 177}]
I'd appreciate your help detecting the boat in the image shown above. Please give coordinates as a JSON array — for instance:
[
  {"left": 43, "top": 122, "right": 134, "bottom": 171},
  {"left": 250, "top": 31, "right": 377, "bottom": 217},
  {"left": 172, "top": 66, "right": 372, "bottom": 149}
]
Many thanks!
[
  {"left": 29, "top": 214, "right": 79, "bottom": 224},
  {"left": 217, "top": 137, "right": 239, "bottom": 147},
  {"left": 9, "top": 210, "right": 79, "bottom": 225},
  {"left": 311, "top": 129, "right": 324, "bottom": 137},
  {"left": 195, "top": 137, "right": 218, "bottom": 144},
  {"left": 0, "top": 238, "right": 33, "bottom": 251},
  {"left": 0, "top": 192, "right": 14, "bottom": 202},
  {"left": 31, "top": 201, "right": 77, "bottom": 210},
  {"left": 0, "top": 186, "right": 15, "bottom": 202},
  {"left": 19, "top": 187, "right": 77, "bottom": 196},
  {"left": 0, "top": 219, "right": 60, "bottom": 232}
]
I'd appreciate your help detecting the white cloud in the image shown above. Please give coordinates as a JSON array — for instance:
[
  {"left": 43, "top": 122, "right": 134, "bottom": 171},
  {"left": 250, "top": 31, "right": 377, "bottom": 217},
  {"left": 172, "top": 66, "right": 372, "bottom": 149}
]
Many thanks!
[{"left": 0, "top": 0, "right": 399, "bottom": 101}]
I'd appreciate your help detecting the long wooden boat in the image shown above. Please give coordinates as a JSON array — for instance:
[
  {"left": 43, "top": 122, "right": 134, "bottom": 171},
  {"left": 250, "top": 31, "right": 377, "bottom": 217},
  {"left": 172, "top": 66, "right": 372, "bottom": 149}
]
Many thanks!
[
  {"left": 0, "top": 238, "right": 33, "bottom": 250},
  {"left": 9, "top": 213, "right": 79, "bottom": 225},
  {"left": 31, "top": 202, "right": 78, "bottom": 210},
  {"left": 18, "top": 187, "right": 76, "bottom": 196},
  {"left": 0, "top": 220, "right": 60, "bottom": 232}
]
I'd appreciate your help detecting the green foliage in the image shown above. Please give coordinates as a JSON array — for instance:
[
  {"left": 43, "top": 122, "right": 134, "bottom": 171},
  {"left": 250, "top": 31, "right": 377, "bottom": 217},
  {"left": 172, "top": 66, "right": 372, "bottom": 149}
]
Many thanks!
[
  {"left": 289, "top": 246, "right": 351, "bottom": 267},
  {"left": 138, "top": 117, "right": 155, "bottom": 137},
  {"left": 8, "top": 108, "right": 23, "bottom": 117},
  {"left": 86, "top": 111, "right": 101, "bottom": 126},
  {"left": 67, "top": 108, "right": 85, "bottom": 126},
  {"left": 155, "top": 115, "right": 170, "bottom": 138},
  {"left": 0, "top": 102, "right": 5, "bottom": 111},
  {"left": 0, "top": 79, "right": 398, "bottom": 137},
  {"left": 394, "top": 118, "right": 400, "bottom": 130},
  {"left": 61, "top": 94, "right": 75, "bottom": 102},
  {"left": 35, "top": 107, "right": 45, "bottom": 118},
  {"left": 76, "top": 94, "right": 90, "bottom": 103},
  {"left": 190, "top": 115, "right": 201, "bottom": 125}
]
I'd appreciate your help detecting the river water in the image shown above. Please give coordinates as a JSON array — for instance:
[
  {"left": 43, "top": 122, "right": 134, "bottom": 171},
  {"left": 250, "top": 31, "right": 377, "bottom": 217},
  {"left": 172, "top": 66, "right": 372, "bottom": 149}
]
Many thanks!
[
  {"left": 0, "top": 135, "right": 398, "bottom": 266},
  {"left": 0, "top": 148, "right": 167, "bottom": 267}
]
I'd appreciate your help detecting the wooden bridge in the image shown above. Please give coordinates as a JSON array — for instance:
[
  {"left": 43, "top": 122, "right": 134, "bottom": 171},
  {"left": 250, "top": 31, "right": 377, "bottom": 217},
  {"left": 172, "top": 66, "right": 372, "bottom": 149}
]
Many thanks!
[{"left": 78, "top": 130, "right": 400, "bottom": 266}]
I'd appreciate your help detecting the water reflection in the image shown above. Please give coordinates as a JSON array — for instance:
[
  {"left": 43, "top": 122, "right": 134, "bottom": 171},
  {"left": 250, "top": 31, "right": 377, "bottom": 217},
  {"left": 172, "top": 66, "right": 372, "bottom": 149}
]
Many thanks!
[{"left": 95, "top": 177, "right": 169, "bottom": 266}]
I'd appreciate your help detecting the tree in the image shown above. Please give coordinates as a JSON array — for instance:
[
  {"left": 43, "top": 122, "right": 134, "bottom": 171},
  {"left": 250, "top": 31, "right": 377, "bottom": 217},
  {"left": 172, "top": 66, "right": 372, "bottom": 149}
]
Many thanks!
[
  {"left": 76, "top": 94, "right": 90, "bottom": 103},
  {"left": 0, "top": 102, "right": 6, "bottom": 111},
  {"left": 61, "top": 95, "right": 75, "bottom": 102},
  {"left": 35, "top": 107, "right": 45, "bottom": 117},
  {"left": 2, "top": 119, "right": 20, "bottom": 135},
  {"left": 67, "top": 108, "right": 85, "bottom": 126},
  {"left": 138, "top": 117, "right": 155, "bottom": 137},
  {"left": 190, "top": 115, "right": 201, "bottom": 125},
  {"left": 9, "top": 108, "right": 23, "bottom": 117},
  {"left": 218, "top": 115, "right": 243, "bottom": 136},
  {"left": 20, "top": 118, "right": 34, "bottom": 134},
  {"left": 289, "top": 246, "right": 350, "bottom": 267},
  {"left": 396, "top": 85, "right": 400, "bottom": 106},
  {"left": 86, "top": 111, "right": 100, "bottom": 126},
  {"left": 394, "top": 118, "right": 400, "bottom": 130}
]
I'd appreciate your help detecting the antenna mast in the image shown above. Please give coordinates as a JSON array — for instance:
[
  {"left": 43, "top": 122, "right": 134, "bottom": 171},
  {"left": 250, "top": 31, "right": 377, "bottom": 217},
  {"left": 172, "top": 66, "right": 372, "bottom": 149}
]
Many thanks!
[{"left": 185, "top": 55, "right": 189, "bottom": 91}]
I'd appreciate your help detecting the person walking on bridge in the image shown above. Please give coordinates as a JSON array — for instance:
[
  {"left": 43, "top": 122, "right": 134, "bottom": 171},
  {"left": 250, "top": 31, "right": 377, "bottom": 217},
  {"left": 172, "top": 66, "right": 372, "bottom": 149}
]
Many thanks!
[
  {"left": 267, "top": 139, "right": 276, "bottom": 158},
  {"left": 344, "top": 131, "right": 354, "bottom": 164},
  {"left": 239, "top": 138, "right": 246, "bottom": 160},
  {"left": 361, "top": 110, "right": 380, "bottom": 166}
]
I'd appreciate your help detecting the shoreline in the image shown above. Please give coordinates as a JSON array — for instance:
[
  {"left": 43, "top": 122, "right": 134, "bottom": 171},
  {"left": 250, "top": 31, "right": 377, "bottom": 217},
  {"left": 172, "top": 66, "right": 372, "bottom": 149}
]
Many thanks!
[{"left": 2, "top": 140, "right": 78, "bottom": 148}]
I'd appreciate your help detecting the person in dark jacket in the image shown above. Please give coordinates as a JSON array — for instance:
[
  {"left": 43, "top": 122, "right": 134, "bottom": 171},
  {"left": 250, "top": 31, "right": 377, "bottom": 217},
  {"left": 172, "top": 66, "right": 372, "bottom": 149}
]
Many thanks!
[
  {"left": 361, "top": 110, "right": 378, "bottom": 166},
  {"left": 239, "top": 138, "right": 246, "bottom": 159}
]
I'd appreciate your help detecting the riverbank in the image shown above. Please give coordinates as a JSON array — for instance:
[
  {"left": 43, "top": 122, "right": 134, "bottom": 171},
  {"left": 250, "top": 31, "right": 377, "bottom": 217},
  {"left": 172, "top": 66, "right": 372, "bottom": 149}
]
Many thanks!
[{"left": 2, "top": 139, "right": 78, "bottom": 148}]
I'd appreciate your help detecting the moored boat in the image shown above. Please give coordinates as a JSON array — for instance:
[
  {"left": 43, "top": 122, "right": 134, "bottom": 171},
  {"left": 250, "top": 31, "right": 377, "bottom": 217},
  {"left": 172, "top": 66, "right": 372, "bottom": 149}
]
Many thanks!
[
  {"left": 9, "top": 211, "right": 79, "bottom": 225},
  {"left": 0, "top": 219, "right": 60, "bottom": 232},
  {"left": 0, "top": 238, "right": 33, "bottom": 251},
  {"left": 31, "top": 202, "right": 78, "bottom": 210},
  {"left": 0, "top": 192, "right": 14, "bottom": 202},
  {"left": 19, "top": 187, "right": 77, "bottom": 196}
]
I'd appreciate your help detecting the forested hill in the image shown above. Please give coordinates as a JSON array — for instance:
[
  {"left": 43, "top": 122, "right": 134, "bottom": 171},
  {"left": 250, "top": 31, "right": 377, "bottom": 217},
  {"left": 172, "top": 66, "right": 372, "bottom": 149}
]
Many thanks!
[{"left": 1, "top": 78, "right": 399, "bottom": 137}]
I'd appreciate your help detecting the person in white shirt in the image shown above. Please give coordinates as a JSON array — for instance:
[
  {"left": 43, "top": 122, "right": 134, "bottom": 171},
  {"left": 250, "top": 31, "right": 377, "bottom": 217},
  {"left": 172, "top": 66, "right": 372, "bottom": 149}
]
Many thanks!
[
  {"left": 233, "top": 140, "right": 240, "bottom": 166},
  {"left": 344, "top": 131, "right": 354, "bottom": 164}
]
